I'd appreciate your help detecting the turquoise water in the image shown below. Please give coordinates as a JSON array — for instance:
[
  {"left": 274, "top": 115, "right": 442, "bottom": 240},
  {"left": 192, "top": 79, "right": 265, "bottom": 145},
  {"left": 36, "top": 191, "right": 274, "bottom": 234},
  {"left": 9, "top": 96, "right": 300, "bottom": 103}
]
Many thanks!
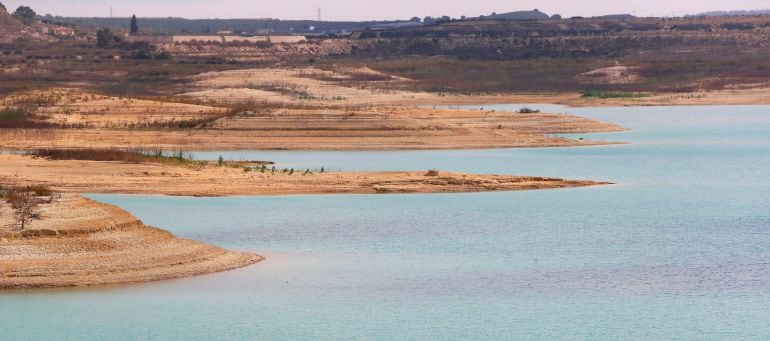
[{"left": 2, "top": 105, "right": 770, "bottom": 340}]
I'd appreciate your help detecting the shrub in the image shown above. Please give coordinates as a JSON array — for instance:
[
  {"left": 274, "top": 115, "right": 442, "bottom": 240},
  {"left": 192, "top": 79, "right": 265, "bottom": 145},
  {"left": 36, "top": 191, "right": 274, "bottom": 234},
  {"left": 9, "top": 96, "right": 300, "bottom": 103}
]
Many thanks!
[
  {"left": 518, "top": 107, "right": 540, "bottom": 113},
  {"left": 32, "top": 148, "right": 195, "bottom": 164},
  {"left": 23, "top": 185, "right": 53, "bottom": 197},
  {"left": 0, "top": 108, "right": 53, "bottom": 129},
  {"left": 97, "top": 28, "right": 114, "bottom": 48},
  {"left": 130, "top": 50, "right": 174, "bottom": 61},
  {"left": 580, "top": 89, "right": 651, "bottom": 99}
]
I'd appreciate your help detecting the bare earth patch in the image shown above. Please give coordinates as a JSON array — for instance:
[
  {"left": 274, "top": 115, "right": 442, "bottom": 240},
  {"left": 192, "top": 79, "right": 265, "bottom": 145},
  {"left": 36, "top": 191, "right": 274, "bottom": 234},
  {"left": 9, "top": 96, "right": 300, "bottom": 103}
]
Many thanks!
[
  {"left": 579, "top": 65, "right": 641, "bottom": 85},
  {"left": 1, "top": 89, "right": 227, "bottom": 128}
]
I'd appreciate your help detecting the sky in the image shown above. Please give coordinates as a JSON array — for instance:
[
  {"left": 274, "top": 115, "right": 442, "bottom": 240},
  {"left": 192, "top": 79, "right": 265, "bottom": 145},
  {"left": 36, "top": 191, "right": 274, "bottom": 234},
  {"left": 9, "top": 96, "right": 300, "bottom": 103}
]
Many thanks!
[{"left": 4, "top": 0, "right": 770, "bottom": 20}]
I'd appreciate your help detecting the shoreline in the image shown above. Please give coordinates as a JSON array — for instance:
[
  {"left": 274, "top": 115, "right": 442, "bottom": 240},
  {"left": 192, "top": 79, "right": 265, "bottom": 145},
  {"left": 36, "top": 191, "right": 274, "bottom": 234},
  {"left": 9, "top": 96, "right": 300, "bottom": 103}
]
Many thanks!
[
  {"left": 0, "top": 155, "right": 611, "bottom": 197},
  {"left": 0, "top": 156, "right": 610, "bottom": 289},
  {"left": 406, "top": 88, "right": 770, "bottom": 108},
  {"left": 0, "top": 195, "right": 262, "bottom": 290},
  {"left": 0, "top": 107, "right": 625, "bottom": 152}
]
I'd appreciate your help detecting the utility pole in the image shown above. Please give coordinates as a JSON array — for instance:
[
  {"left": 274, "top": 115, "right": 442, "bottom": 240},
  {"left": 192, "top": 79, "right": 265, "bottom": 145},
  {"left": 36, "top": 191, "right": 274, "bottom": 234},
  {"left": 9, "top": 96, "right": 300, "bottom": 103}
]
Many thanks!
[{"left": 318, "top": 8, "right": 322, "bottom": 22}]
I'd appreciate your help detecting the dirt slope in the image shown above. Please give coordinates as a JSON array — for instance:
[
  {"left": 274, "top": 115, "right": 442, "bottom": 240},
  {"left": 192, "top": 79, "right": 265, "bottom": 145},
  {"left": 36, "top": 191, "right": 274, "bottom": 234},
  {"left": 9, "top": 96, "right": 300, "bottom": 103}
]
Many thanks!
[{"left": 0, "top": 10, "right": 51, "bottom": 44}]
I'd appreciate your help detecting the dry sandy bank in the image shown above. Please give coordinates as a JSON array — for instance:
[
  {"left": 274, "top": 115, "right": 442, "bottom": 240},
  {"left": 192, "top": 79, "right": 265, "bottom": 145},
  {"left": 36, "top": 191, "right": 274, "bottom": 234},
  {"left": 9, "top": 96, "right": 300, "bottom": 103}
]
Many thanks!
[
  {"left": 407, "top": 87, "right": 770, "bottom": 107},
  {"left": 0, "top": 106, "right": 624, "bottom": 151},
  {"left": 0, "top": 154, "right": 609, "bottom": 197},
  {"left": 0, "top": 194, "right": 262, "bottom": 289}
]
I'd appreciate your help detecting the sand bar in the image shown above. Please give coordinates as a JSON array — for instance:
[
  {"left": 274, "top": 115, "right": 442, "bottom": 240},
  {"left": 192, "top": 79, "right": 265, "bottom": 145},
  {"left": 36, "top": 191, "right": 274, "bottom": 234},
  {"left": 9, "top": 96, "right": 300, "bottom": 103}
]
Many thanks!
[{"left": 0, "top": 154, "right": 610, "bottom": 197}]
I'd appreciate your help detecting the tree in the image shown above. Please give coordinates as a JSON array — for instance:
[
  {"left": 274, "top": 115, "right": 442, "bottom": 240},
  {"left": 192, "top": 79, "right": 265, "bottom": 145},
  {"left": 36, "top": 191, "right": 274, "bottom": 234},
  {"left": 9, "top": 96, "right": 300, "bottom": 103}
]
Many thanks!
[
  {"left": 96, "top": 28, "right": 114, "bottom": 47},
  {"left": 13, "top": 6, "right": 36, "bottom": 25},
  {"left": 6, "top": 188, "right": 41, "bottom": 230},
  {"left": 0, "top": 3, "right": 6, "bottom": 13},
  {"left": 130, "top": 14, "right": 138, "bottom": 34},
  {"left": 410, "top": 16, "right": 421, "bottom": 22}
]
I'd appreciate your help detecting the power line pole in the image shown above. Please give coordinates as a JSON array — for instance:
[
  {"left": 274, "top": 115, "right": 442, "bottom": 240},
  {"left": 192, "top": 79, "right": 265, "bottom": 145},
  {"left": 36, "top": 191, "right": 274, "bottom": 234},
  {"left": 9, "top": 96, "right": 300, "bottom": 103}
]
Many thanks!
[{"left": 318, "top": 8, "right": 322, "bottom": 22}]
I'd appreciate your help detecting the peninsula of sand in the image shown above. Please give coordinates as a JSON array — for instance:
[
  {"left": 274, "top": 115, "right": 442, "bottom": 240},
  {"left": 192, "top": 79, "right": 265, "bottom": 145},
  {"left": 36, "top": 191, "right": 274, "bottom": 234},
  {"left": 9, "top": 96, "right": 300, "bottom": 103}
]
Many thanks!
[
  {"left": 0, "top": 194, "right": 262, "bottom": 289},
  {"left": 0, "top": 153, "right": 610, "bottom": 289},
  {"left": 0, "top": 154, "right": 609, "bottom": 196}
]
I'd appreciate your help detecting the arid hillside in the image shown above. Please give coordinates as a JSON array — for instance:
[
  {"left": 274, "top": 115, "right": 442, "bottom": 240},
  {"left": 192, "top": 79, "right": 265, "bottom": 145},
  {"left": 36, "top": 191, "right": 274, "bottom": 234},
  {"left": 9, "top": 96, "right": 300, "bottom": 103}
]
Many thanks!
[
  {"left": 0, "top": 9, "right": 50, "bottom": 44},
  {"left": 346, "top": 16, "right": 770, "bottom": 93}
]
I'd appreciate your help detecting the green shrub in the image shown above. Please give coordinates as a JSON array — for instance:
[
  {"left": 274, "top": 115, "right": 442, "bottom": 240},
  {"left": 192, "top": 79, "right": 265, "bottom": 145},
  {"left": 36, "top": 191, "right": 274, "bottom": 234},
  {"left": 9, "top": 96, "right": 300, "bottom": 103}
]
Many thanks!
[{"left": 580, "top": 89, "right": 651, "bottom": 99}]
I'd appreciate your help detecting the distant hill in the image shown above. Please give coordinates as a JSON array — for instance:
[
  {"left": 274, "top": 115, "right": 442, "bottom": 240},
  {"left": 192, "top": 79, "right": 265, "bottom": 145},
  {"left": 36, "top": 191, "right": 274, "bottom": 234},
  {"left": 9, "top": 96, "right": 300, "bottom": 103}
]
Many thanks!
[
  {"left": 695, "top": 9, "right": 770, "bottom": 17},
  {"left": 49, "top": 16, "right": 410, "bottom": 35},
  {"left": 0, "top": 7, "right": 49, "bottom": 43},
  {"left": 594, "top": 14, "right": 636, "bottom": 20},
  {"left": 486, "top": 9, "right": 552, "bottom": 20}
]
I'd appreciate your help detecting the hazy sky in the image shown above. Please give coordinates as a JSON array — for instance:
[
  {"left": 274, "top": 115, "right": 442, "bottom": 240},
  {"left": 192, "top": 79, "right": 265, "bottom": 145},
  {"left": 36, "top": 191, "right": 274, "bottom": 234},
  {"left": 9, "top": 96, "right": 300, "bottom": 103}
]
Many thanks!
[{"left": 5, "top": 0, "right": 770, "bottom": 20}]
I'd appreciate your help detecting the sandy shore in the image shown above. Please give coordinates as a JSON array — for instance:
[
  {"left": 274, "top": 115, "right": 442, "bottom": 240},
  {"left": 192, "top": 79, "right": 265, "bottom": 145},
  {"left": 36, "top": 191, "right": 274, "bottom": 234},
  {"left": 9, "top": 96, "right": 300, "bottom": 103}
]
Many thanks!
[
  {"left": 405, "top": 87, "right": 770, "bottom": 108},
  {"left": 0, "top": 154, "right": 609, "bottom": 197},
  {"left": 0, "top": 106, "right": 624, "bottom": 151},
  {"left": 0, "top": 194, "right": 262, "bottom": 289}
]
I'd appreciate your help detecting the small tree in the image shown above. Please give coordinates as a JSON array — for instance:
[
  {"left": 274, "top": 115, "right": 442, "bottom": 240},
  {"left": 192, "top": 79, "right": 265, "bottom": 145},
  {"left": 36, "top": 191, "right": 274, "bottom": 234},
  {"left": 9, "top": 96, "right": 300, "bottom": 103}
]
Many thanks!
[
  {"left": 13, "top": 5, "right": 36, "bottom": 25},
  {"left": 6, "top": 188, "right": 41, "bottom": 230},
  {"left": 217, "top": 155, "right": 224, "bottom": 167},
  {"left": 96, "top": 28, "right": 114, "bottom": 48},
  {"left": 0, "top": 3, "right": 6, "bottom": 13},
  {"left": 130, "top": 14, "right": 138, "bottom": 34}
]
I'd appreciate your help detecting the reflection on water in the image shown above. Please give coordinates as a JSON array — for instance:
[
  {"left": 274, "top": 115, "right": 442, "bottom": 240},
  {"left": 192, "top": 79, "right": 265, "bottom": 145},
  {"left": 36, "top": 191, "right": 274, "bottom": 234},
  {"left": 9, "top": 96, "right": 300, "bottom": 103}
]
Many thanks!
[{"left": 2, "top": 105, "right": 770, "bottom": 340}]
